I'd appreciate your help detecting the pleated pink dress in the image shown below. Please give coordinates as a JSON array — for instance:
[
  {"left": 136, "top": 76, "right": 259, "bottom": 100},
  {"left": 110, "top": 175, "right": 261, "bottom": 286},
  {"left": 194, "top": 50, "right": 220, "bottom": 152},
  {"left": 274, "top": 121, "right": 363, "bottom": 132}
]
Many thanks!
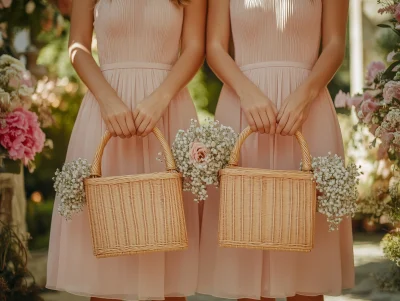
[
  {"left": 198, "top": 0, "right": 354, "bottom": 298},
  {"left": 46, "top": 1, "right": 199, "bottom": 300}
]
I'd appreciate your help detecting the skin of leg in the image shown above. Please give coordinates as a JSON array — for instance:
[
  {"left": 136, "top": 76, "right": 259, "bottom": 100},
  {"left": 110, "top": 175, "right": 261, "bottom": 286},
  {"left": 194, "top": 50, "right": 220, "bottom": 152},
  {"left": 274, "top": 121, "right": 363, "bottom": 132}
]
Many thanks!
[{"left": 288, "top": 295, "right": 324, "bottom": 301}]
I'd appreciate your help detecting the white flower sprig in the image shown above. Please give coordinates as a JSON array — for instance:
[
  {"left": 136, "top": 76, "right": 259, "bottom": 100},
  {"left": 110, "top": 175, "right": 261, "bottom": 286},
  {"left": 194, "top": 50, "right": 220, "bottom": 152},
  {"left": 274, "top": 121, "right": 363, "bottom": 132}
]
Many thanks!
[
  {"left": 167, "top": 119, "right": 238, "bottom": 202},
  {"left": 53, "top": 158, "right": 91, "bottom": 220},
  {"left": 311, "top": 153, "right": 361, "bottom": 231}
]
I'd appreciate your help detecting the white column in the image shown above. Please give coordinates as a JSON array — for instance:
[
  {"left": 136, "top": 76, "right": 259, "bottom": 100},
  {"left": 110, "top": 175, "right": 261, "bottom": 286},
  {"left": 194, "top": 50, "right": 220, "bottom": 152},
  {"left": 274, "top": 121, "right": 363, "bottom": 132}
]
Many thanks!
[{"left": 349, "top": 0, "right": 364, "bottom": 95}]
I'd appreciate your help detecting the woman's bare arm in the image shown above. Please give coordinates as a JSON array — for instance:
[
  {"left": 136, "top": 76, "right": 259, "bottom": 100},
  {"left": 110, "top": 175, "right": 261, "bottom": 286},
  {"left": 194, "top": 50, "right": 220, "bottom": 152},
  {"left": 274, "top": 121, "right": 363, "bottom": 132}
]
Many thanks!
[
  {"left": 69, "top": 0, "right": 135, "bottom": 138},
  {"left": 134, "top": 0, "right": 207, "bottom": 136},
  {"left": 206, "top": 0, "right": 277, "bottom": 134},
  {"left": 276, "top": 0, "right": 349, "bottom": 135}
]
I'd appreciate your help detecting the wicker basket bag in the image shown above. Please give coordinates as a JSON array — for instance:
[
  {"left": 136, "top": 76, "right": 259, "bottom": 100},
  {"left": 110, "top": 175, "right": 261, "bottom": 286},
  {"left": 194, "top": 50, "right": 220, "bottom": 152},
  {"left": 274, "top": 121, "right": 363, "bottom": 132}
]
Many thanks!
[
  {"left": 84, "top": 128, "right": 188, "bottom": 258},
  {"left": 218, "top": 127, "right": 317, "bottom": 252}
]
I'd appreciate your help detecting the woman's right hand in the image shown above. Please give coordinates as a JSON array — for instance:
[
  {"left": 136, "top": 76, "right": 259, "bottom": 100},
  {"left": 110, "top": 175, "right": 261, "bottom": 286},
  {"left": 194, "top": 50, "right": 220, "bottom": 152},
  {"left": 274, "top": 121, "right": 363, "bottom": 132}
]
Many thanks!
[
  {"left": 98, "top": 96, "right": 136, "bottom": 138},
  {"left": 239, "top": 85, "right": 278, "bottom": 134}
]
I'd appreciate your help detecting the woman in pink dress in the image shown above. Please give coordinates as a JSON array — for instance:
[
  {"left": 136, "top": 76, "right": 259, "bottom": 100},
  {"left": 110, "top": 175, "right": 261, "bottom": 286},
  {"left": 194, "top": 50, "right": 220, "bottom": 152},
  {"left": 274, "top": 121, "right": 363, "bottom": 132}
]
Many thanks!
[
  {"left": 199, "top": 0, "right": 353, "bottom": 300},
  {"left": 46, "top": 0, "right": 205, "bottom": 300}
]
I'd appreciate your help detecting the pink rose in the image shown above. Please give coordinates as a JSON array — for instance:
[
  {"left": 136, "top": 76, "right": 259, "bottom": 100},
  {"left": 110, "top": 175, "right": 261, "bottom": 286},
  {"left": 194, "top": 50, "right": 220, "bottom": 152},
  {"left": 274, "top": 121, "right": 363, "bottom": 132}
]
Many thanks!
[
  {"left": 383, "top": 81, "right": 400, "bottom": 104},
  {"left": 189, "top": 142, "right": 208, "bottom": 164},
  {"left": 0, "top": 107, "right": 45, "bottom": 165},
  {"left": 395, "top": 4, "right": 400, "bottom": 22},
  {"left": 334, "top": 90, "right": 350, "bottom": 108},
  {"left": 366, "top": 61, "right": 386, "bottom": 85}
]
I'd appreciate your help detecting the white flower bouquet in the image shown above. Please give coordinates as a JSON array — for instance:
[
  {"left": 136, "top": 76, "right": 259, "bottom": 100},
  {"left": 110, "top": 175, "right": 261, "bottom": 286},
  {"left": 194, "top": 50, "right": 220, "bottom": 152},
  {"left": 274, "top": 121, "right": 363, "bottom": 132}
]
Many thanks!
[
  {"left": 310, "top": 153, "right": 361, "bottom": 231},
  {"left": 53, "top": 158, "right": 91, "bottom": 220},
  {"left": 168, "top": 119, "right": 238, "bottom": 202}
]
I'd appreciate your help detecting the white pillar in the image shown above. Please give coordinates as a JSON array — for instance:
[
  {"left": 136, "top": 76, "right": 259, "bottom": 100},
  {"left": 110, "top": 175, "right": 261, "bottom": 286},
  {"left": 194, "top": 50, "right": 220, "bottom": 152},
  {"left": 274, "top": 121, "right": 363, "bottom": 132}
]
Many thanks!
[{"left": 349, "top": 0, "right": 364, "bottom": 95}]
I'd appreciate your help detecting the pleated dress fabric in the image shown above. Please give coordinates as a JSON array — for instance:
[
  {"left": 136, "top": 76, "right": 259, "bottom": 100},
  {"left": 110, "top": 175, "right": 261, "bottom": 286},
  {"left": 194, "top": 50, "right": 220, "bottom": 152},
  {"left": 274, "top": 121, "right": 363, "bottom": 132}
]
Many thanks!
[
  {"left": 197, "top": 0, "right": 355, "bottom": 298},
  {"left": 46, "top": 1, "right": 199, "bottom": 300}
]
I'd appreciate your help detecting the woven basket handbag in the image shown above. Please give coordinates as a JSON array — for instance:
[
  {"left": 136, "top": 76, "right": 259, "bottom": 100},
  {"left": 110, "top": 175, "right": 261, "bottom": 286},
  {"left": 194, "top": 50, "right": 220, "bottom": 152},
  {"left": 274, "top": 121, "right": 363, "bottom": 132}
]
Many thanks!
[
  {"left": 218, "top": 127, "right": 317, "bottom": 252},
  {"left": 84, "top": 127, "right": 188, "bottom": 258}
]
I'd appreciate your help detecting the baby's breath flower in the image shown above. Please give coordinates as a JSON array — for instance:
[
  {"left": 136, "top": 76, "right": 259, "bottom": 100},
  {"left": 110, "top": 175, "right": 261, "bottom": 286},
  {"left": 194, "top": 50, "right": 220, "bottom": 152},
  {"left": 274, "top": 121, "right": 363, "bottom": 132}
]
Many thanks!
[
  {"left": 165, "top": 119, "right": 238, "bottom": 202},
  {"left": 310, "top": 153, "right": 360, "bottom": 231},
  {"left": 53, "top": 158, "right": 91, "bottom": 220}
]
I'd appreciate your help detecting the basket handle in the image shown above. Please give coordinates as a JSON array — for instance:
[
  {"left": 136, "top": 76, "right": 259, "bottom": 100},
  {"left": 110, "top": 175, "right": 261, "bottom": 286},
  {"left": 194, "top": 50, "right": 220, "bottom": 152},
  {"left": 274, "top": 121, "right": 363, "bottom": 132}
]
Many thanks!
[
  {"left": 90, "top": 127, "right": 176, "bottom": 177},
  {"left": 228, "top": 127, "right": 312, "bottom": 172}
]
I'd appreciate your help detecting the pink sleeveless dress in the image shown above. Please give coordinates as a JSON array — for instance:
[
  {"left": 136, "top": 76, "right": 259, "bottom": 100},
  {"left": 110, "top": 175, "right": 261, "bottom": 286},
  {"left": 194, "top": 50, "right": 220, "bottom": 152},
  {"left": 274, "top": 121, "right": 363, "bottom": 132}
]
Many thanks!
[
  {"left": 46, "top": 1, "right": 199, "bottom": 299},
  {"left": 198, "top": 1, "right": 354, "bottom": 298}
]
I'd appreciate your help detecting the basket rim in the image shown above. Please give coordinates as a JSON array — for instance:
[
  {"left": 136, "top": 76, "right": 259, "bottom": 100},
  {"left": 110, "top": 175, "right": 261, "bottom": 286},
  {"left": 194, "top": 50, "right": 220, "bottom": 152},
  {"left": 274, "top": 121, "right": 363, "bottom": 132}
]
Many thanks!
[
  {"left": 85, "top": 170, "right": 182, "bottom": 185},
  {"left": 219, "top": 166, "right": 314, "bottom": 178}
]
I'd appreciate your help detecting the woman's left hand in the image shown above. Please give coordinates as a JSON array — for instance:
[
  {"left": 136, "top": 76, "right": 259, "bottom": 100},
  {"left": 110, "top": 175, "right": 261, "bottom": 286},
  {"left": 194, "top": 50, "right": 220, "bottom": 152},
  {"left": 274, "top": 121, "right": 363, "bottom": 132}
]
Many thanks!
[
  {"left": 276, "top": 85, "right": 316, "bottom": 136},
  {"left": 133, "top": 93, "right": 170, "bottom": 137}
]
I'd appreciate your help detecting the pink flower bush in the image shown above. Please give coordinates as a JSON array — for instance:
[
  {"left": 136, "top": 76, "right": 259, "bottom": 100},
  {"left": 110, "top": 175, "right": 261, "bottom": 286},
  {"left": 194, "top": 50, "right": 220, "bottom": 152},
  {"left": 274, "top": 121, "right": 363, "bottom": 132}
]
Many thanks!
[
  {"left": 366, "top": 61, "right": 386, "bottom": 85},
  {"left": 0, "top": 107, "right": 45, "bottom": 165},
  {"left": 189, "top": 142, "right": 208, "bottom": 164},
  {"left": 334, "top": 90, "right": 350, "bottom": 108},
  {"left": 358, "top": 93, "right": 380, "bottom": 123},
  {"left": 383, "top": 81, "right": 400, "bottom": 104}
]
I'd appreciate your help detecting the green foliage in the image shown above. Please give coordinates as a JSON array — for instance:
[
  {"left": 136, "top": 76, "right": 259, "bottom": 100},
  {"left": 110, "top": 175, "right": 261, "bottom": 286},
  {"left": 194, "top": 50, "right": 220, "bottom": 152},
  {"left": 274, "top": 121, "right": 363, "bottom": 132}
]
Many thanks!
[
  {"left": 25, "top": 22, "right": 85, "bottom": 200},
  {"left": 376, "top": 265, "right": 400, "bottom": 292},
  {"left": 382, "top": 231, "right": 400, "bottom": 266},
  {"left": 26, "top": 201, "right": 53, "bottom": 250},
  {"left": 0, "top": 0, "right": 49, "bottom": 41},
  {"left": 0, "top": 219, "right": 43, "bottom": 301}
]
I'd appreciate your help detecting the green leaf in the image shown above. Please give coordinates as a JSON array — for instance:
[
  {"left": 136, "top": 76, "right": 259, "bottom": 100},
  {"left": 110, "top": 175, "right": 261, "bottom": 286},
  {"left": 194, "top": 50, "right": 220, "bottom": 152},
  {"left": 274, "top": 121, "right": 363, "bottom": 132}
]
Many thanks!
[
  {"left": 378, "top": 24, "right": 393, "bottom": 29},
  {"left": 384, "top": 60, "right": 400, "bottom": 76},
  {"left": 393, "top": 53, "right": 400, "bottom": 61},
  {"left": 372, "top": 139, "right": 377, "bottom": 148}
]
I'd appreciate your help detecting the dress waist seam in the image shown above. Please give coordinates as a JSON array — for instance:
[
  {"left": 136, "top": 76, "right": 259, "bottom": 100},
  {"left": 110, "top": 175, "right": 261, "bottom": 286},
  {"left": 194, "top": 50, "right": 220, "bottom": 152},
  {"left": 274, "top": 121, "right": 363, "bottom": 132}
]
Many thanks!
[
  {"left": 100, "top": 61, "right": 172, "bottom": 71},
  {"left": 239, "top": 61, "right": 313, "bottom": 72}
]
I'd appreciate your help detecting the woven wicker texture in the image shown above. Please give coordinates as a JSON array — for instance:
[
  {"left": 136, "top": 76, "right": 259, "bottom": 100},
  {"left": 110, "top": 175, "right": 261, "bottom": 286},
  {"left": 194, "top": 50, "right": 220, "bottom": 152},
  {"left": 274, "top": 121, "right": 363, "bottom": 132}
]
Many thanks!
[
  {"left": 219, "top": 127, "right": 316, "bottom": 252},
  {"left": 85, "top": 127, "right": 188, "bottom": 258}
]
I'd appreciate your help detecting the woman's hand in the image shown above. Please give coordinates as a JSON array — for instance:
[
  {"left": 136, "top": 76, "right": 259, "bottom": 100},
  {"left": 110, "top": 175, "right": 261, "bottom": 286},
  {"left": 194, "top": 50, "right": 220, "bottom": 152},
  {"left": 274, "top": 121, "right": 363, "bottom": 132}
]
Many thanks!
[
  {"left": 239, "top": 86, "right": 278, "bottom": 134},
  {"left": 133, "top": 93, "right": 170, "bottom": 137},
  {"left": 276, "top": 85, "right": 315, "bottom": 136},
  {"left": 98, "top": 96, "right": 136, "bottom": 138}
]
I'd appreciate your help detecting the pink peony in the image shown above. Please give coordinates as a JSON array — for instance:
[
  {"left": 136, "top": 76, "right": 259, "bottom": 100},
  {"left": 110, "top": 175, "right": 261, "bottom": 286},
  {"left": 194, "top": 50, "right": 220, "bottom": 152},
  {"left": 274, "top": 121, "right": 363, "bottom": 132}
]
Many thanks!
[
  {"left": 366, "top": 61, "right": 386, "bottom": 84},
  {"left": 334, "top": 90, "right": 350, "bottom": 108},
  {"left": 383, "top": 81, "right": 400, "bottom": 104},
  {"left": 0, "top": 107, "right": 45, "bottom": 165},
  {"left": 189, "top": 142, "right": 208, "bottom": 164}
]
